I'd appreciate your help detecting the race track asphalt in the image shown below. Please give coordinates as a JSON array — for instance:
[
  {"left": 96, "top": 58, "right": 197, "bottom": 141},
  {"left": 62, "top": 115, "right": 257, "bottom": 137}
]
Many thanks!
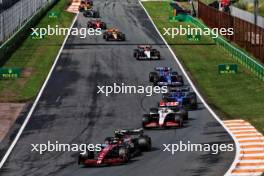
[{"left": 0, "top": 0, "right": 235, "bottom": 176}]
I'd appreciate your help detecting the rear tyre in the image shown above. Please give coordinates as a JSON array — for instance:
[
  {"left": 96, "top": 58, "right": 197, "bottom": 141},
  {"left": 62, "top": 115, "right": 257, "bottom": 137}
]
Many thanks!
[
  {"left": 190, "top": 92, "right": 198, "bottom": 110},
  {"left": 149, "top": 72, "right": 158, "bottom": 82},
  {"left": 179, "top": 119, "right": 183, "bottom": 128},
  {"left": 142, "top": 116, "right": 149, "bottom": 128},
  {"left": 101, "top": 23, "right": 107, "bottom": 30},
  {"left": 138, "top": 136, "right": 152, "bottom": 151},
  {"left": 121, "top": 34, "right": 126, "bottom": 41},
  {"left": 150, "top": 108, "right": 158, "bottom": 114},
  {"left": 179, "top": 109, "right": 188, "bottom": 121},
  {"left": 133, "top": 49, "right": 139, "bottom": 58},
  {"left": 87, "top": 23, "right": 92, "bottom": 28},
  {"left": 156, "top": 51, "right": 161, "bottom": 60},
  {"left": 178, "top": 75, "right": 184, "bottom": 85},
  {"left": 94, "top": 11, "right": 100, "bottom": 18},
  {"left": 171, "top": 71, "right": 178, "bottom": 76}
]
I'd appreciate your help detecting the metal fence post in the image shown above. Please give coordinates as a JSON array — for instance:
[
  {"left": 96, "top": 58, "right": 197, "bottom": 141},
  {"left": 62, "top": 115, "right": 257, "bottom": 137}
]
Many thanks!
[{"left": 0, "top": 12, "right": 3, "bottom": 43}]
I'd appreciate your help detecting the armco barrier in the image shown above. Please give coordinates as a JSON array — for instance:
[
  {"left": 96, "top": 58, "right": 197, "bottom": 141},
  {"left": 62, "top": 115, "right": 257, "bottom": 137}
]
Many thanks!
[
  {"left": 186, "top": 15, "right": 264, "bottom": 81},
  {"left": 0, "top": 0, "right": 59, "bottom": 66}
]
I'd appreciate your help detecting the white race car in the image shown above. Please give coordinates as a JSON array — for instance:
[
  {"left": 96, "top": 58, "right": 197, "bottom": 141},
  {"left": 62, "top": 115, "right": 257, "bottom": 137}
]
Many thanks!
[
  {"left": 142, "top": 105, "right": 187, "bottom": 129},
  {"left": 133, "top": 45, "right": 160, "bottom": 60}
]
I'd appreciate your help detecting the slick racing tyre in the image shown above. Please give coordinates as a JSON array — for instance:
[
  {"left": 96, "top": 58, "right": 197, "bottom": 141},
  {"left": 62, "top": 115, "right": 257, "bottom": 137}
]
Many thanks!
[
  {"left": 150, "top": 108, "right": 158, "bottom": 114},
  {"left": 78, "top": 151, "right": 94, "bottom": 165},
  {"left": 175, "top": 115, "right": 183, "bottom": 128},
  {"left": 190, "top": 92, "right": 198, "bottom": 110},
  {"left": 179, "top": 109, "right": 188, "bottom": 121},
  {"left": 149, "top": 72, "right": 158, "bottom": 82},
  {"left": 104, "top": 137, "right": 115, "bottom": 144},
  {"left": 142, "top": 116, "right": 150, "bottom": 129},
  {"left": 133, "top": 49, "right": 139, "bottom": 58},
  {"left": 94, "top": 11, "right": 100, "bottom": 18},
  {"left": 138, "top": 136, "right": 151, "bottom": 151},
  {"left": 101, "top": 23, "right": 107, "bottom": 30},
  {"left": 119, "top": 148, "right": 130, "bottom": 163},
  {"left": 171, "top": 71, "right": 178, "bottom": 76},
  {"left": 121, "top": 34, "right": 126, "bottom": 41}
]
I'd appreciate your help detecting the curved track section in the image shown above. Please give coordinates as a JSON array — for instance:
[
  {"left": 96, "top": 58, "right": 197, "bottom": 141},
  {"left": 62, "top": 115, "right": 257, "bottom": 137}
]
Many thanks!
[{"left": 0, "top": 0, "right": 235, "bottom": 176}]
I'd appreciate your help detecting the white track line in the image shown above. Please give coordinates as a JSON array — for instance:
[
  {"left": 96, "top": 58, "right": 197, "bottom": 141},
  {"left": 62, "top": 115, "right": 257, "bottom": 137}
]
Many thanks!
[
  {"left": 229, "top": 127, "right": 256, "bottom": 130},
  {"left": 240, "top": 143, "right": 264, "bottom": 146},
  {"left": 239, "top": 160, "right": 264, "bottom": 163},
  {"left": 240, "top": 154, "right": 264, "bottom": 157},
  {"left": 0, "top": 14, "right": 79, "bottom": 169},
  {"left": 138, "top": 1, "right": 240, "bottom": 176},
  {"left": 236, "top": 166, "right": 264, "bottom": 169},
  {"left": 239, "top": 138, "right": 264, "bottom": 141},
  {"left": 242, "top": 148, "right": 264, "bottom": 152},
  {"left": 224, "top": 120, "right": 246, "bottom": 123},
  {"left": 236, "top": 134, "right": 263, "bottom": 138},
  {"left": 232, "top": 130, "right": 258, "bottom": 133},
  {"left": 230, "top": 173, "right": 263, "bottom": 176}
]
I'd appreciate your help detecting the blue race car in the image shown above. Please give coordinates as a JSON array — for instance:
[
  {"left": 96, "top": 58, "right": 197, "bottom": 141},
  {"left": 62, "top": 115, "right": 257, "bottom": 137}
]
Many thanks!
[
  {"left": 149, "top": 67, "right": 183, "bottom": 87},
  {"left": 162, "top": 89, "right": 197, "bottom": 110}
]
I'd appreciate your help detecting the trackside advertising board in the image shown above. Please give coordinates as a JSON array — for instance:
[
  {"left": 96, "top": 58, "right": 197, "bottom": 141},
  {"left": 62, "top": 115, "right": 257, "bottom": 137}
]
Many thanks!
[
  {"left": 218, "top": 64, "right": 238, "bottom": 74},
  {"left": 0, "top": 68, "right": 21, "bottom": 79}
]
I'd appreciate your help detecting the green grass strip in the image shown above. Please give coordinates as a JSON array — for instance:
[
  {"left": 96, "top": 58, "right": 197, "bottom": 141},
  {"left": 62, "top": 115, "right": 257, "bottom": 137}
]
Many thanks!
[{"left": 0, "top": 0, "right": 74, "bottom": 102}]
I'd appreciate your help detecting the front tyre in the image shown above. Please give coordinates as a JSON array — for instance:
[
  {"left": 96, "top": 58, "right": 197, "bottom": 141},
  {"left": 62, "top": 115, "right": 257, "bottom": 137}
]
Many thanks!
[{"left": 119, "top": 148, "right": 130, "bottom": 163}]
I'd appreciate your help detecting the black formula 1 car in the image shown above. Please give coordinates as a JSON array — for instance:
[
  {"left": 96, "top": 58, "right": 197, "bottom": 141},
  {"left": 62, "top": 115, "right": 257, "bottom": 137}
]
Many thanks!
[
  {"left": 133, "top": 45, "right": 161, "bottom": 60},
  {"left": 87, "top": 20, "right": 107, "bottom": 29},
  {"left": 79, "top": 0, "right": 93, "bottom": 12},
  {"left": 81, "top": 0, "right": 93, "bottom": 5},
  {"left": 162, "top": 86, "right": 198, "bottom": 110},
  {"left": 142, "top": 104, "right": 188, "bottom": 129},
  {"left": 78, "top": 129, "right": 151, "bottom": 166},
  {"left": 83, "top": 9, "right": 100, "bottom": 18},
  {"left": 149, "top": 67, "right": 184, "bottom": 87},
  {"left": 103, "top": 28, "right": 126, "bottom": 41}
]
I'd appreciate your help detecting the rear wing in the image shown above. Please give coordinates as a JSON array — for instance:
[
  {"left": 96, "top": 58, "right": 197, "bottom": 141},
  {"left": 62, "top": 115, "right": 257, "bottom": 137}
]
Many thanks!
[
  {"left": 166, "top": 92, "right": 187, "bottom": 98},
  {"left": 157, "top": 81, "right": 183, "bottom": 86},
  {"left": 159, "top": 101, "right": 179, "bottom": 107},
  {"left": 168, "top": 86, "right": 191, "bottom": 92},
  {"left": 114, "top": 128, "right": 144, "bottom": 135},
  {"left": 106, "top": 28, "right": 118, "bottom": 32},
  {"left": 138, "top": 45, "right": 151, "bottom": 49},
  {"left": 155, "top": 67, "right": 171, "bottom": 71}
]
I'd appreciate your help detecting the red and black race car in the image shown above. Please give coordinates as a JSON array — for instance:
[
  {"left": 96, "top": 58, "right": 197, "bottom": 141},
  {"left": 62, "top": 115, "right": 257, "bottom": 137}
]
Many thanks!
[
  {"left": 87, "top": 20, "right": 107, "bottom": 29},
  {"left": 78, "top": 143, "right": 130, "bottom": 166},
  {"left": 78, "top": 129, "right": 151, "bottom": 166},
  {"left": 133, "top": 45, "right": 161, "bottom": 60},
  {"left": 103, "top": 28, "right": 126, "bottom": 41}
]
